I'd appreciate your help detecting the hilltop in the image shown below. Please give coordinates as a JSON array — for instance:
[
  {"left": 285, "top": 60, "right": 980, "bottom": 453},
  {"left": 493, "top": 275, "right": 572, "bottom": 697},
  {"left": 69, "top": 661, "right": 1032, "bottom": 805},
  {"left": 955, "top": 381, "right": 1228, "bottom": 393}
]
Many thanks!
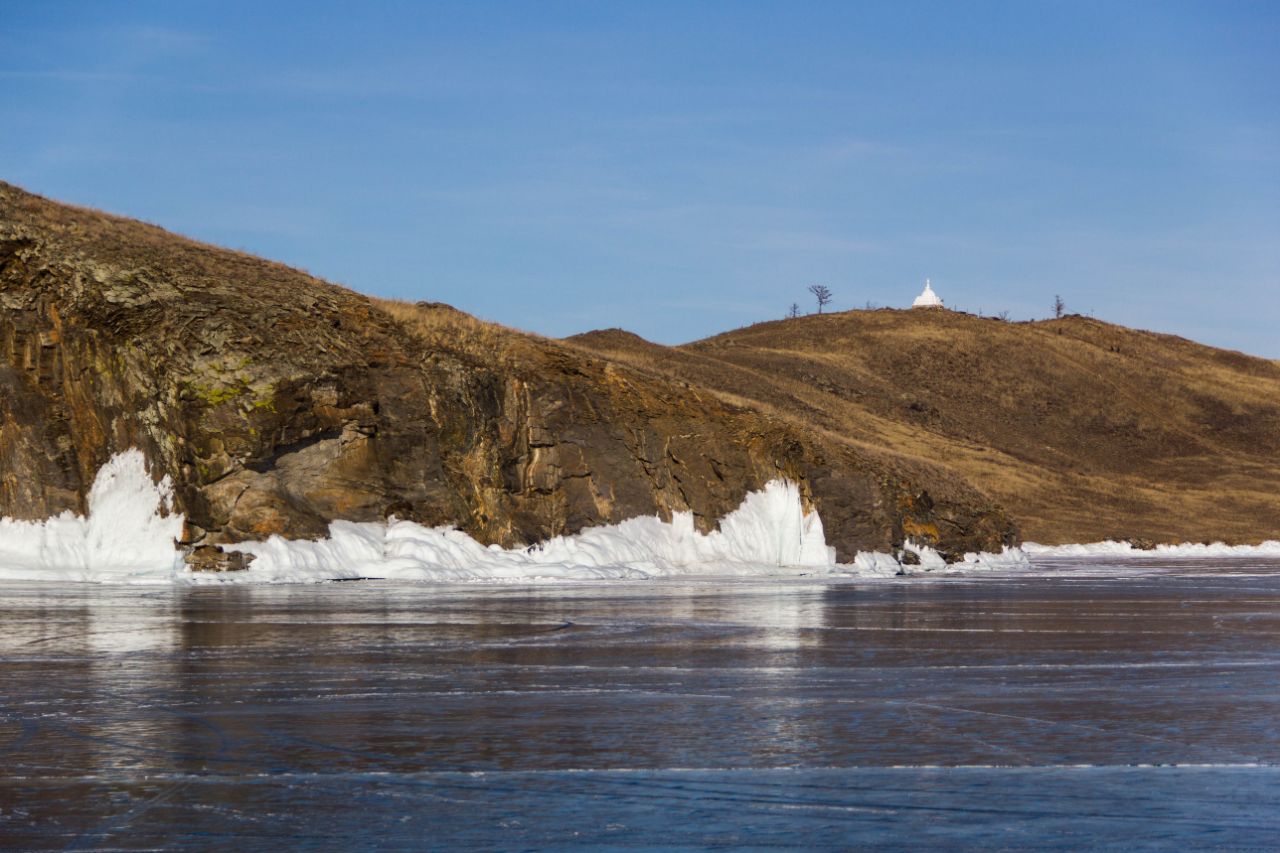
[
  {"left": 0, "top": 181, "right": 1012, "bottom": 564},
  {"left": 569, "top": 308, "right": 1280, "bottom": 545},
  {"left": 4, "top": 180, "right": 1273, "bottom": 562}
]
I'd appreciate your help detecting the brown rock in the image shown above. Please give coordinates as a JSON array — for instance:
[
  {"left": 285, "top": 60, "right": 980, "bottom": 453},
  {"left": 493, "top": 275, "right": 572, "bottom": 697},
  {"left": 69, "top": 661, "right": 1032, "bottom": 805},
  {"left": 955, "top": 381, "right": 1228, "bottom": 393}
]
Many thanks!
[
  {"left": 0, "top": 181, "right": 1017, "bottom": 563},
  {"left": 185, "top": 545, "right": 256, "bottom": 572}
]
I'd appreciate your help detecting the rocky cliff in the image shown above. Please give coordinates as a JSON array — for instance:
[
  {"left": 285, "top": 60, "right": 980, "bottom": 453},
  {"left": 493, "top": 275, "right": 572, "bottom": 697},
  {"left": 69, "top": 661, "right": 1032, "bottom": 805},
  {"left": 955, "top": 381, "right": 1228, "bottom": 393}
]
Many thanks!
[{"left": 0, "top": 182, "right": 1015, "bottom": 564}]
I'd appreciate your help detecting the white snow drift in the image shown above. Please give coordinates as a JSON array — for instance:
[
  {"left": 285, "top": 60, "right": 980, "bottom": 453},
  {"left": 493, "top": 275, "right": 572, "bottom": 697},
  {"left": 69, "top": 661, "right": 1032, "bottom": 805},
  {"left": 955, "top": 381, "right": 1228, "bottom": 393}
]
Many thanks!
[
  {"left": 0, "top": 449, "right": 851, "bottom": 584},
  {"left": 1024, "top": 540, "right": 1280, "bottom": 558},
  {"left": 25, "top": 449, "right": 1267, "bottom": 586},
  {"left": 217, "top": 477, "right": 838, "bottom": 584},
  {"left": 0, "top": 450, "right": 185, "bottom": 582}
]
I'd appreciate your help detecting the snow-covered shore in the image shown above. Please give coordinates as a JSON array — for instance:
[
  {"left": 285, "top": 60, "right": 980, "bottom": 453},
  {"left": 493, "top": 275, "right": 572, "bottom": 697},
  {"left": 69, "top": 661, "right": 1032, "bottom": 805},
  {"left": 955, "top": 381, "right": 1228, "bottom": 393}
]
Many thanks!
[
  {"left": 1024, "top": 540, "right": 1280, "bottom": 558},
  {"left": 0, "top": 450, "right": 185, "bottom": 583},
  {"left": 0, "top": 450, "right": 1017, "bottom": 584},
  {"left": 4, "top": 451, "right": 1272, "bottom": 586}
]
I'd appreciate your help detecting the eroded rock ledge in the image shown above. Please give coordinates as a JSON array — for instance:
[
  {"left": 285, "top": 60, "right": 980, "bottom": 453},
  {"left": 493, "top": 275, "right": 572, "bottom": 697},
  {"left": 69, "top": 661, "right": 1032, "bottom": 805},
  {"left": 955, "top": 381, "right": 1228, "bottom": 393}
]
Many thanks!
[{"left": 0, "top": 181, "right": 1016, "bottom": 563}]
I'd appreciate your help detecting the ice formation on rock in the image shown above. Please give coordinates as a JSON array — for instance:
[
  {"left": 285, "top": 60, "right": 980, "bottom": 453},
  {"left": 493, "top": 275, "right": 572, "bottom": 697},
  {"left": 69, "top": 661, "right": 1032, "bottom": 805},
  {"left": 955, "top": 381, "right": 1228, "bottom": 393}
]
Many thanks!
[
  {"left": 216, "top": 479, "right": 838, "bottom": 584},
  {"left": 0, "top": 451, "right": 844, "bottom": 584},
  {"left": 0, "top": 450, "right": 1042, "bottom": 585},
  {"left": 1024, "top": 540, "right": 1280, "bottom": 558},
  {"left": 0, "top": 449, "right": 185, "bottom": 582}
]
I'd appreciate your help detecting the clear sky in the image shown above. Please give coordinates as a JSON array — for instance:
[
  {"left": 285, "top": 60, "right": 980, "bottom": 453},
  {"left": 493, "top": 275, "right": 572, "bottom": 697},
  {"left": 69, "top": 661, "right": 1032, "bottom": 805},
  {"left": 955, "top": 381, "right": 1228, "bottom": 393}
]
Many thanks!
[{"left": 3, "top": 1, "right": 1278, "bottom": 355}]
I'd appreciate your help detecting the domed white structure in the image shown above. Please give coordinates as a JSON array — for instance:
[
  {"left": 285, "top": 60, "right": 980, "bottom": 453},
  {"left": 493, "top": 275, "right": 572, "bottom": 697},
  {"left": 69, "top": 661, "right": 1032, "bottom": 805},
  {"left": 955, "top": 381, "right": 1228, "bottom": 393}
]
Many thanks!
[{"left": 912, "top": 279, "right": 944, "bottom": 309}]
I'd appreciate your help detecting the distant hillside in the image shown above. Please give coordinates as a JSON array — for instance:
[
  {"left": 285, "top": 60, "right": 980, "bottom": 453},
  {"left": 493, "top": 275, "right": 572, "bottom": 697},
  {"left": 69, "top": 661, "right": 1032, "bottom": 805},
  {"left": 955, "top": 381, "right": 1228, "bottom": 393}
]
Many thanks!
[
  {"left": 0, "top": 181, "right": 1013, "bottom": 564},
  {"left": 568, "top": 309, "right": 1280, "bottom": 545}
]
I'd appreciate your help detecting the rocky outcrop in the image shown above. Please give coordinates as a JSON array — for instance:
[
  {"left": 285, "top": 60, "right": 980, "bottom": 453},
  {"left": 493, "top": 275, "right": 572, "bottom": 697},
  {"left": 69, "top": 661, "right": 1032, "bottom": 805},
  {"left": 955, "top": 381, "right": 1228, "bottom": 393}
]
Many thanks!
[{"left": 0, "top": 181, "right": 1016, "bottom": 562}]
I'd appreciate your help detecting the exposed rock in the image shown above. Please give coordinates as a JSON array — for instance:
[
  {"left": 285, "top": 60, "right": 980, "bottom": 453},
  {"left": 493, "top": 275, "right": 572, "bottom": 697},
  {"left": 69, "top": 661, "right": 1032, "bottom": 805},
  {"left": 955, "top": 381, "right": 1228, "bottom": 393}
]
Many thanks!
[
  {"left": 185, "top": 545, "right": 256, "bottom": 572},
  {"left": 0, "top": 181, "right": 1016, "bottom": 562}
]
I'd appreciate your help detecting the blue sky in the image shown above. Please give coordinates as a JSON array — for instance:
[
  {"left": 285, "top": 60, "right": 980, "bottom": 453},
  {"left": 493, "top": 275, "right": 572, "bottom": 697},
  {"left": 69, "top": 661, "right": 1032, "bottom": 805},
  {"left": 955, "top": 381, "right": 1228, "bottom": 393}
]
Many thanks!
[{"left": 3, "top": 1, "right": 1278, "bottom": 355}]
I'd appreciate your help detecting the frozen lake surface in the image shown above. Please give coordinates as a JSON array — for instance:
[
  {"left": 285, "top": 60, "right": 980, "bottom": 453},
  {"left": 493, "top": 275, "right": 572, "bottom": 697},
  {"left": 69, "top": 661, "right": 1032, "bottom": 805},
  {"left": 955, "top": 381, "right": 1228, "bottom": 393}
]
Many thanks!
[{"left": 2, "top": 556, "right": 1279, "bottom": 850}]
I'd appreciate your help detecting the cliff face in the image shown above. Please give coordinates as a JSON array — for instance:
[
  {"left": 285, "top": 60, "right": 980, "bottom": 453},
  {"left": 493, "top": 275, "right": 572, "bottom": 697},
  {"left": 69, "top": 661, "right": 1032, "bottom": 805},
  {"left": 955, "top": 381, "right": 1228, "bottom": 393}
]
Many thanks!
[{"left": 0, "top": 182, "right": 1015, "bottom": 562}]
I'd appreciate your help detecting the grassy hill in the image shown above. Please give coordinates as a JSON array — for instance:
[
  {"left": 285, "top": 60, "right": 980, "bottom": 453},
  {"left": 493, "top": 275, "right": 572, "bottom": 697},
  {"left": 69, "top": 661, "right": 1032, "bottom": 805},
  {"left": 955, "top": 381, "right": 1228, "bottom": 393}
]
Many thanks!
[{"left": 568, "top": 308, "right": 1280, "bottom": 545}]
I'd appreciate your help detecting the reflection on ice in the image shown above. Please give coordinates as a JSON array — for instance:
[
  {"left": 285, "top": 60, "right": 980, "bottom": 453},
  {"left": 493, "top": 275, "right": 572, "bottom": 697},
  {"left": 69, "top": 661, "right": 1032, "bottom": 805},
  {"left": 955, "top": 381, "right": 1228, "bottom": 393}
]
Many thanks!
[
  {"left": 2, "top": 558, "right": 1280, "bottom": 848},
  {"left": 1, "top": 585, "right": 180, "bottom": 656}
]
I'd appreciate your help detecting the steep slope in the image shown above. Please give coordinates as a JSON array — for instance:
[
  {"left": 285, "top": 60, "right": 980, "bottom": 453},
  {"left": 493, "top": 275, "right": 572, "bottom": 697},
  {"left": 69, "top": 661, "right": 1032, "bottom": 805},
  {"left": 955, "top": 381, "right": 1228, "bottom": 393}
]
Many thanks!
[
  {"left": 568, "top": 309, "right": 1280, "bottom": 544},
  {"left": 0, "top": 182, "right": 1014, "bottom": 563}
]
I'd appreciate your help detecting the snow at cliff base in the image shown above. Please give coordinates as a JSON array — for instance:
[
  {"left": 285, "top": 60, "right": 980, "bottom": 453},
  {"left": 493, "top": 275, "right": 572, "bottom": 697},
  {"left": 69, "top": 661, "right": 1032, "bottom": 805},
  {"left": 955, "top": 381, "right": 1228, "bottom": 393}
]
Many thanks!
[
  {"left": 216, "top": 477, "right": 842, "bottom": 584},
  {"left": 0, "top": 450, "right": 185, "bottom": 583},
  {"left": 1024, "top": 540, "right": 1280, "bottom": 558},
  {"left": 0, "top": 449, "right": 858, "bottom": 584},
  {"left": 2, "top": 450, "right": 1191, "bottom": 586}
]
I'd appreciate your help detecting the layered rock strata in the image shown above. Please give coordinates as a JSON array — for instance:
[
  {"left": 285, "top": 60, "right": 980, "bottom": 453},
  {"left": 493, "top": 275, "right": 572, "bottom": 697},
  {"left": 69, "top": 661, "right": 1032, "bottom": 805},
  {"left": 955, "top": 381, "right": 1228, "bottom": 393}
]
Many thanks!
[{"left": 0, "top": 181, "right": 1016, "bottom": 564}]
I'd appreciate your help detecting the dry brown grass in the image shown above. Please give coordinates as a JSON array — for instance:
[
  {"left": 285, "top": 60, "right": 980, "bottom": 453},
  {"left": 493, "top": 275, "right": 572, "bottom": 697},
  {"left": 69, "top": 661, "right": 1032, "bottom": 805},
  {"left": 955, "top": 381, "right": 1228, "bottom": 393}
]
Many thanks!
[
  {"left": 569, "top": 308, "right": 1280, "bottom": 544},
  {"left": 368, "top": 297, "right": 565, "bottom": 372},
  {"left": 0, "top": 180, "right": 364, "bottom": 312}
]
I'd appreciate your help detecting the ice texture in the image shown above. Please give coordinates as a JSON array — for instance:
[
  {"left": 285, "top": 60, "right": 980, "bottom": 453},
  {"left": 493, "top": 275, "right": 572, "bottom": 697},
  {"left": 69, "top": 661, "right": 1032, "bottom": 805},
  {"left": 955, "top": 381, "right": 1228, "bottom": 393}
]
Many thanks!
[
  {"left": 6, "top": 564, "right": 1280, "bottom": 849},
  {"left": 0, "top": 449, "right": 185, "bottom": 582},
  {"left": 215, "top": 478, "right": 838, "bottom": 584},
  {"left": 1025, "top": 540, "right": 1280, "bottom": 558}
]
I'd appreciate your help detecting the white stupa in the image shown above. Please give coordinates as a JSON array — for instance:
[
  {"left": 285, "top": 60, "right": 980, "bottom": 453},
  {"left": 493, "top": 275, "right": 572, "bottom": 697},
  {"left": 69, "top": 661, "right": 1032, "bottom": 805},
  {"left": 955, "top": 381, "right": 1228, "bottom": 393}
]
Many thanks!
[{"left": 912, "top": 279, "right": 944, "bottom": 309}]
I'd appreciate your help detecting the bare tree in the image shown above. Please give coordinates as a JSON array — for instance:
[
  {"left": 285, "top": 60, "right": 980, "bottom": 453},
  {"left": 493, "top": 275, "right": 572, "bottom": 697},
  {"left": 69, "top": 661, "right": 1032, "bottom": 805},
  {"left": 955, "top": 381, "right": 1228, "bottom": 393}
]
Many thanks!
[
  {"left": 787, "top": 302, "right": 801, "bottom": 319},
  {"left": 808, "top": 284, "right": 833, "bottom": 314},
  {"left": 1053, "top": 295, "right": 1066, "bottom": 319},
  {"left": 997, "top": 310, "right": 1011, "bottom": 321}
]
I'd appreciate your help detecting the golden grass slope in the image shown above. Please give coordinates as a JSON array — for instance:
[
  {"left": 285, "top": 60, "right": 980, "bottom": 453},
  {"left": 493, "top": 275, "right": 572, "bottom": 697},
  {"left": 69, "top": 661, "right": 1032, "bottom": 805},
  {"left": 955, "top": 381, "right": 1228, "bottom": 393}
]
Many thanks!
[{"left": 568, "top": 309, "right": 1280, "bottom": 545}]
